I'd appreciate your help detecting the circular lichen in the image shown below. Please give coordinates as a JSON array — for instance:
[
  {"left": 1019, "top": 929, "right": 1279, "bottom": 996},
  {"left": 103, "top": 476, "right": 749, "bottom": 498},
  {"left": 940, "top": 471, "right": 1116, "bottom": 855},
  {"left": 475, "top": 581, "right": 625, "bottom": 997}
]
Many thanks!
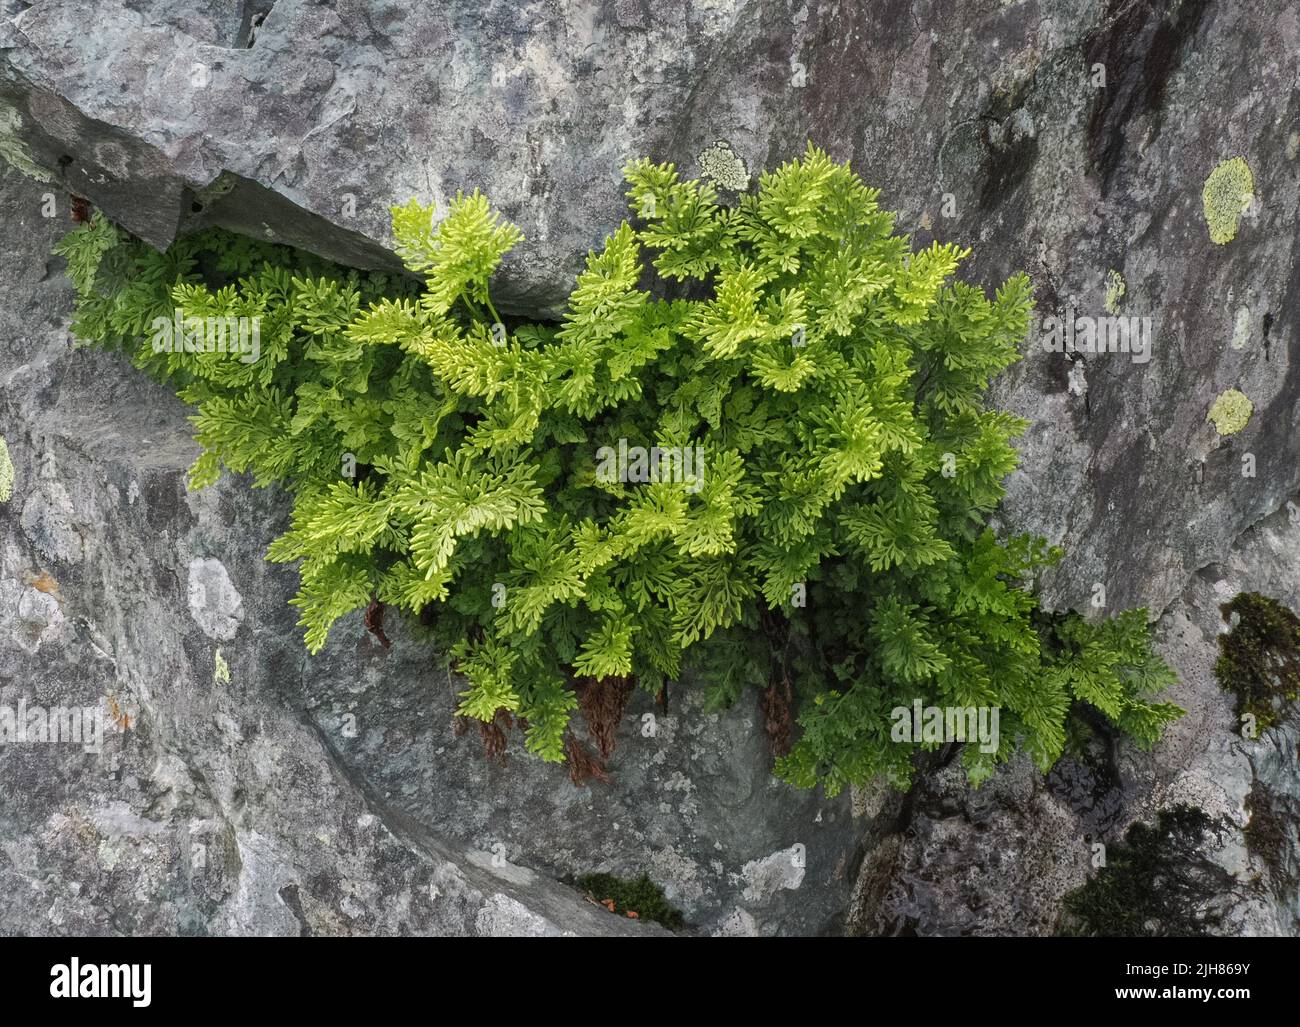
[
  {"left": 1207, "top": 388, "right": 1252, "bottom": 435},
  {"left": 697, "top": 140, "right": 749, "bottom": 191},
  {"left": 1201, "top": 157, "right": 1254, "bottom": 245},
  {"left": 0, "top": 435, "right": 13, "bottom": 503},
  {"left": 1214, "top": 592, "right": 1300, "bottom": 732}
]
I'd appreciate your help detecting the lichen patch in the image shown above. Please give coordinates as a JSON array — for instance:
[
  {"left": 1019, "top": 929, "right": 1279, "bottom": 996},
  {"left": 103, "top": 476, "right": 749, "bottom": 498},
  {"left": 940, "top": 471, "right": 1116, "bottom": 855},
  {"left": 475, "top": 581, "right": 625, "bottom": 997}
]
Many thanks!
[
  {"left": 0, "top": 435, "right": 13, "bottom": 503},
  {"left": 1207, "top": 388, "right": 1252, "bottom": 435},
  {"left": 1202, "top": 157, "right": 1254, "bottom": 245},
  {"left": 697, "top": 140, "right": 749, "bottom": 191},
  {"left": 1103, "top": 269, "right": 1125, "bottom": 314}
]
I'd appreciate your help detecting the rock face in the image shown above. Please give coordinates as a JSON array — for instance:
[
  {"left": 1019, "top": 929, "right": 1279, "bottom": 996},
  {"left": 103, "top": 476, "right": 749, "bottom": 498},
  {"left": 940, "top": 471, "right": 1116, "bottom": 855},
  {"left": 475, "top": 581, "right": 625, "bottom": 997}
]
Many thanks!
[{"left": 1, "top": 0, "right": 1298, "bottom": 936}]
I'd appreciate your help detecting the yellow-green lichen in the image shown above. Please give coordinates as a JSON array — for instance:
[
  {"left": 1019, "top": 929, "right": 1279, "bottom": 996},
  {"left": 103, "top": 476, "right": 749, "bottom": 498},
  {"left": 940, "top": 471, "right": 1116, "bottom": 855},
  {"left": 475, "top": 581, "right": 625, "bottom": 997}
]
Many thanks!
[
  {"left": 698, "top": 140, "right": 749, "bottom": 191},
  {"left": 0, "top": 436, "right": 13, "bottom": 503},
  {"left": 1207, "top": 388, "right": 1252, "bottom": 435},
  {"left": 1104, "top": 269, "right": 1125, "bottom": 314},
  {"left": 214, "top": 648, "right": 231, "bottom": 684},
  {"left": 1202, "top": 157, "right": 1253, "bottom": 245}
]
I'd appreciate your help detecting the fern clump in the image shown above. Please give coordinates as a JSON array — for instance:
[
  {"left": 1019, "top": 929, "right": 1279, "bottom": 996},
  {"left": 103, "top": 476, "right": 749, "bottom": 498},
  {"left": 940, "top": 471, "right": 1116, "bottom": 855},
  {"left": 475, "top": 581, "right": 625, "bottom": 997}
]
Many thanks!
[{"left": 55, "top": 144, "right": 1182, "bottom": 793}]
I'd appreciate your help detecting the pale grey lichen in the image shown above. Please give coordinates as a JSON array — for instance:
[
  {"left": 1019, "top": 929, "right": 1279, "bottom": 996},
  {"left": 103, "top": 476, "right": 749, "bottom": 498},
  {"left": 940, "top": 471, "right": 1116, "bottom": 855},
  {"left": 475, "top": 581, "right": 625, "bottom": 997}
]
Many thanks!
[
  {"left": 0, "top": 435, "right": 13, "bottom": 503},
  {"left": 1231, "top": 307, "right": 1250, "bottom": 350},
  {"left": 698, "top": 140, "right": 749, "bottom": 191},
  {"left": 0, "top": 103, "right": 52, "bottom": 183}
]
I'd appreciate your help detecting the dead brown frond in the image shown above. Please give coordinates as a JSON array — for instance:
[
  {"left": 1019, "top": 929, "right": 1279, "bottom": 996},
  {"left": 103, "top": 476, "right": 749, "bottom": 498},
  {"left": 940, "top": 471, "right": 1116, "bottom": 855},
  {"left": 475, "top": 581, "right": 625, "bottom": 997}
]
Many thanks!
[
  {"left": 363, "top": 596, "right": 391, "bottom": 648},
  {"left": 760, "top": 672, "right": 794, "bottom": 758},
  {"left": 477, "top": 708, "right": 514, "bottom": 765},
  {"left": 577, "top": 675, "right": 634, "bottom": 760},
  {"left": 565, "top": 731, "right": 610, "bottom": 786}
]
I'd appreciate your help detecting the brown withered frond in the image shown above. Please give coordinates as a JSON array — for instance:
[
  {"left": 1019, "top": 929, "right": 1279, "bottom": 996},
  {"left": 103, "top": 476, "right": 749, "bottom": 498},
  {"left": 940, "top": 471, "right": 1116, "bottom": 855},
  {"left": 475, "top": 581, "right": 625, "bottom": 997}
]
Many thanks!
[
  {"left": 760, "top": 673, "right": 794, "bottom": 758},
  {"left": 565, "top": 732, "right": 610, "bottom": 786},
  {"left": 477, "top": 708, "right": 514, "bottom": 765},
  {"left": 363, "top": 596, "right": 392, "bottom": 648},
  {"left": 577, "top": 675, "right": 635, "bottom": 760}
]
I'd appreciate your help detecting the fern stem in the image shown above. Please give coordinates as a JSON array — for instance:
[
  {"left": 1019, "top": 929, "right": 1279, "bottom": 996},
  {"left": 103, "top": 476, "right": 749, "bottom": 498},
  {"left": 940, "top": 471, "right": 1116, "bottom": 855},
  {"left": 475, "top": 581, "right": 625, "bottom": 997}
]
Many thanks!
[{"left": 460, "top": 293, "right": 488, "bottom": 324}]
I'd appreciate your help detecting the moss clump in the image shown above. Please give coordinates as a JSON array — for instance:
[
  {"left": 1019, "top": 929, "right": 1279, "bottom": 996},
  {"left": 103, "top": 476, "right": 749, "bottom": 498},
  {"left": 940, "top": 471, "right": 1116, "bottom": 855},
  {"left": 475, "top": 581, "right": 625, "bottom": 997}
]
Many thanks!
[
  {"left": 1202, "top": 157, "right": 1253, "bottom": 244},
  {"left": 1207, "top": 388, "right": 1252, "bottom": 436},
  {"left": 1060, "top": 806, "right": 1231, "bottom": 937},
  {"left": 0, "top": 435, "right": 13, "bottom": 503},
  {"left": 575, "top": 872, "right": 685, "bottom": 930},
  {"left": 1243, "top": 780, "right": 1295, "bottom": 890},
  {"left": 1214, "top": 591, "right": 1300, "bottom": 732}
]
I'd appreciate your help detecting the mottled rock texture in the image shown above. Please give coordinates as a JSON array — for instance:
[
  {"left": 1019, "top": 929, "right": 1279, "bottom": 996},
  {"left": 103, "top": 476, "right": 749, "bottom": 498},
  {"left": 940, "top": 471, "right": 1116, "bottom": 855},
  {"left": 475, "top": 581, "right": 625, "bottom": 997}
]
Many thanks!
[{"left": 1, "top": 0, "right": 1298, "bottom": 935}]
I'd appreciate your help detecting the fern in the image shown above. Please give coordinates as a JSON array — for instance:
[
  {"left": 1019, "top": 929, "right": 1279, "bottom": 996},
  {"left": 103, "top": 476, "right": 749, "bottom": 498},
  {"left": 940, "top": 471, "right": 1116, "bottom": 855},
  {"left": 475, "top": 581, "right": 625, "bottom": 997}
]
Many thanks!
[{"left": 55, "top": 144, "right": 1183, "bottom": 782}]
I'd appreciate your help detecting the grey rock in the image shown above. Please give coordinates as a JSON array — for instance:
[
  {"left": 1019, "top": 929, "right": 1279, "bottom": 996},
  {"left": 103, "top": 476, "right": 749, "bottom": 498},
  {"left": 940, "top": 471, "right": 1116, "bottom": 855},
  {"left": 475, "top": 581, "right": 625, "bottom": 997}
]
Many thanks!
[
  {"left": 0, "top": 0, "right": 1297, "bottom": 937},
  {"left": 299, "top": 623, "right": 855, "bottom": 934}
]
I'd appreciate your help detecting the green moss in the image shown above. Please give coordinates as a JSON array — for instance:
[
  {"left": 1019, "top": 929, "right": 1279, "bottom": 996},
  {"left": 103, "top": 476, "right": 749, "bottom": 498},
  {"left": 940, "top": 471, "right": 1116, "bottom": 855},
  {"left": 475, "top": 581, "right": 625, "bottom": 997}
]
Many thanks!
[
  {"left": 1207, "top": 388, "right": 1252, "bottom": 436},
  {"left": 1214, "top": 591, "right": 1300, "bottom": 732},
  {"left": 1202, "top": 157, "right": 1253, "bottom": 245},
  {"left": 1243, "top": 780, "right": 1295, "bottom": 891},
  {"left": 1060, "top": 806, "right": 1230, "bottom": 936},
  {"left": 0, "top": 435, "right": 13, "bottom": 503},
  {"left": 574, "top": 872, "right": 685, "bottom": 930}
]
